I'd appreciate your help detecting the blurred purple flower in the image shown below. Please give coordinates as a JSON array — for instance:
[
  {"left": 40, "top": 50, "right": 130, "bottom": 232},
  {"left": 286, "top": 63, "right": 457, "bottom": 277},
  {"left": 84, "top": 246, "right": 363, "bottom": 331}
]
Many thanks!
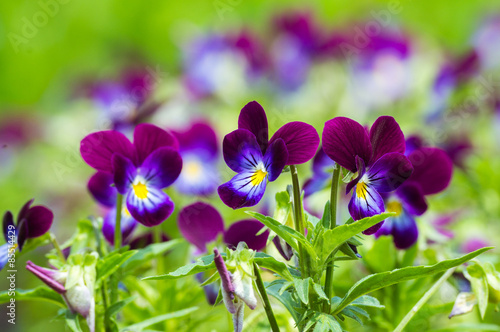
[
  {"left": 462, "top": 237, "right": 490, "bottom": 253},
  {"left": 472, "top": 16, "right": 500, "bottom": 70},
  {"left": 376, "top": 146, "right": 453, "bottom": 249},
  {"left": 323, "top": 116, "right": 413, "bottom": 234},
  {"left": 80, "top": 123, "right": 182, "bottom": 227},
  {"left": 178, "top": 202, "right": 269, "bottom": 254},
  {"left": 172, "top": 121, "right": 220, "bottom": 196},
  {"left": 303, "top": 146, "right": 336, "bottom": 197},
  {"left": 218, "top": 101, "right": 319, "bottom": 209}
]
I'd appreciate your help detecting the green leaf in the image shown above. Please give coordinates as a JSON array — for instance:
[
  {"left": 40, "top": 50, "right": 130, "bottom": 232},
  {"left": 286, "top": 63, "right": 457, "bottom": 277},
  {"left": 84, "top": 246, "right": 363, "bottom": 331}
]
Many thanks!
[
  {"left": 320, "top": 201, "right": 331, "bottom": 228},
  {"left": 121, "top": 307, "right": 198, "bottom": 331},
  {"left": 318, "top": 212, "right": 394, "bottom": 263},
  {"left": 304, "top": 313, "right": 342, "bottom": 332},
  {"left": 254, "top": 252, "right": 294, "bottom": 281},
  {"left": 97, "top": 250, "right": 137, "bottom": 281},
  {"left": 332, "top": 247, "right": 492, "bottom": 314},
  {"left": 312, "top": 282, "right": 329, "bottom": 303},
  {"left": 338, "top": 242, "right": 359, "bottom": 260},
  {"left": 430, "top": 323, "right": 500, "bottom": 331},
  {"left": 122, "top": 239, "right": 183, "bottom": 271},
  {"left": 266, "top": 281, "right": 301, "bottom": 323},
  {"left": 247, "top": 211, "right": 317, "bottom": 260},
  {"left": 143, "top": 254, "right": 215, "bottom": 280},
  {"left": 0, "top": 287, "right": 65, "bottom": 307},
  {"left": 106, "top": 296, "right": 136, "bottom": 318},
  {"left": 65, "top": 310, "right": 83, "bottom": 332},
  {"left": 294, "top": 278, "right": 310, "bottom": 305},
  {"left": 464, "top": 262, "right": 489, "bottom": 318},
  {"left": 350, "top": 295, "right": 385, "bottom": 309}
]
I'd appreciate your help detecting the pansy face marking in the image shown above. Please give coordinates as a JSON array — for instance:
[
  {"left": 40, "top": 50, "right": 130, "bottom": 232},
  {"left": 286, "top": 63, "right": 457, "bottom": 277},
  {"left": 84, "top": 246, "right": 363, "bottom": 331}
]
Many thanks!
[
  {"left": 132, "top": 177, "right": 149, "bottom": 200},
  {"left": 250, "top": 163, "right": 268, "bottom": 186}
]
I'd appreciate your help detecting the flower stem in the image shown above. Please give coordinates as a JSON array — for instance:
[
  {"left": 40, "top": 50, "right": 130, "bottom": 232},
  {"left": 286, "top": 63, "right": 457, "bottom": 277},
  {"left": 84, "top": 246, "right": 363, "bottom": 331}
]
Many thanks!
[
  {"left": 290, "top": 165, "right": 309, "bottom": 277},
  {"left": 49, "top": 233, "right": 66, "bottom": 263},
  {"left": 393, "top": 267, "right": 457, "bottom": 332},
  {"left": 323, "top": 164, "right": 340, "bottom": 312},
  {"left": 114, "top": 193, "right": 123, "bottom": 251},
  {"left": 253, "top": 262, "right": 280, "bottom": 332}
]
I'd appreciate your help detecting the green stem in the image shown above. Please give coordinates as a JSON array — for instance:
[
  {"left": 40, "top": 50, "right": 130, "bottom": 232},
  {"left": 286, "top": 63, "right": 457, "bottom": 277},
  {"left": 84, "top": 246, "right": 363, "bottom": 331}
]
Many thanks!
[
  {"left": 253, "top": 262, "right": 280, "bottom": 332},
  {"left": 114, "top": 193, "right": 123, "bottom": 251},
  {"left": 290, "top": 165, "right": 308, "bottom": 277},
  {"left": 49, "top": 233, "right": 66, "bottom": 263},
  {"left": 323, "top": 165, "right": 340, "bottom": 312},
  {"left": 393, "top": 267, "right": 457, "bottom": 332}
]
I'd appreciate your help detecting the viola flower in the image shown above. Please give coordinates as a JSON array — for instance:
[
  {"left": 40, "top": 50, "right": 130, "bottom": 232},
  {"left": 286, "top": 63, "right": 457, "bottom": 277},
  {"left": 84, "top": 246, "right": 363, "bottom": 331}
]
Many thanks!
[
  {"left": 84, "top": 68, "right": 160, "bottom": 132},
  {"left": 80, "top": 123, "right": 183, "bottom": 227},
  {"left": 178, "top": 202, "right": 269, "bottom": 254},
  {"left": 172, "top": 121, "right": 220, "bottom": 196},
  {"left": 375, "top": 146, "right": 453, "bottom": 249},
  {"left": 87, "top": 171, "right": 138, "bottom": 245},
  {"left": 322, "top": 116, "right": 413, "bottom": 234},
  {"left": 303, "top": 146, "right": 336, "bottom": 197},
  {"left": 346, "top": 32, "right": 413, "bottom": 110},
  {"left": 218, "top": 101, "right": 319, "bottom": 209},
  {"left": 1, "top": 199, "right": 53, "bottom": 271}
]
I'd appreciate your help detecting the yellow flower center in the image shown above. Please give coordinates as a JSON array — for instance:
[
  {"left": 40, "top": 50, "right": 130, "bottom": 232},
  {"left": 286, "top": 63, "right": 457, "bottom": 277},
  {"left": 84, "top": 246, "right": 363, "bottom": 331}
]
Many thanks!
[
  {"left": 132, "top": 182, "right": 148, "bottom": 199},
  {"left": 122, "top": 206, "right": 131, "bottom": 217},
  {"left": 251, "top": 169, "right": 268, "bottom": 186},
  {"left": 356, "top": 182, "right": 368, "bottom": 200},
  {"left": 185, "top": 160, "right": 202, "bottom": 178},
  {"left": 386, "top": 201, "right": 403, "bottom": 216}
]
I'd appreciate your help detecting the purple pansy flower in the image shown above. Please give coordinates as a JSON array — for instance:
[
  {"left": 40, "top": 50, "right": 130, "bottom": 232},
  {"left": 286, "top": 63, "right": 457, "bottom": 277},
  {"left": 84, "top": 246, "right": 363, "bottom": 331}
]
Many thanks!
[
  {"left": 218, "top": 101, "right": 319, "bottom": 209},
  {"left": 87, "top": 171, "right": 139, "bottom": 245},
  {"left": 375, "top": 146, "right": 453, "bottom": 249},
  {"left": 172, "top": 121, "right": 220, "bottom": 196},
  {"left": 303, "top": 146, "right": 336, "bottom": 197},
  {"left": 85, "top": 68, "right": 160, "bottom": 132},
  {"left": 1, "top": 199, "right": 53, "bottom": 270},
  {"left": 322, "top": 116, "right": 413, "bottom": 234},
  {"left": 177, "top": 202, "right": 269, "bottom": 253},
  {"left": 80, "top": 123, "right": 182, "bottom": 227}
]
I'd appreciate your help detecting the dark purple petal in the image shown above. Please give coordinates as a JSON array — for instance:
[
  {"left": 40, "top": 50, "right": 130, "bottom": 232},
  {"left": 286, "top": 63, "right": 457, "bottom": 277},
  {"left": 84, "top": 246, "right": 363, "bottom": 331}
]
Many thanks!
[
  {"left": 173, "top": 121, "right": 219, "bottom": 159},
  {"left": 80, "top": 130, "right": 135, "bottom": 172},
  {"left": 178, "top": 202, "right": 224, "bottom": 253},
  {"left": 369, "top": 116, "right": 406, "bottom": 164},
  {"left": 102, "top": 207, "right": 139, "bottom": 245},
  {"left": 223, "top": 129, "right": 264, "bottom": 173},
  {"left": 139, "top": 147, "right": 182, "bottom": 189},
  {"left": 269, "top": 121, "right": 319, "bottom": 165},
  {"left": 26, "top": 261, "right": 66, "bottom": 294},
  {"left": 367, "top": 152, "right": 413, "bottom": 193},
  {"left": 87, "top": 172, "right": 117, "bottom": 207},
  {"left": 263, "top": 138, "right": 288, "bottom": 181},
  {"left": 17, "top": 219, "right": 28, "bottom": 251},
  {"left": 391, "top": 212, "right": 419, "bottom": 249},
  {"left": 25, "top": 205, "right": 53, "bottom": 238},
  {"left": 133, "top": 123, "right": 179, "bottom": 165},
  {"left": 272, "top": 237, "right": 294, "bottom": 260},
  {"left": 312, "top": 146, "right": 335, "bottom": 175},
  {"left": 405, "top": 135, "right": 424, "bottom": 156},
  {"left": 3, "top": 211, "right": 14, "bottom": 243},
  {"left": 375, "top": 218, "right": 393, "bottom": 237},
  {"left": 346, "top": 156, "right": 366, "bottom": 194},
  {"left": 322, "top": 117, "right": 372, "bottom": 172},
  {"left": 218, "top": 170, "right": 268, "bottom": 209},
  {"left": 112, "top": 154, "right": 137, "bottom": 194},
  {"left": 17, "top": 198, "right": 34, "bottom": 224},
  {"left": 126, "top": 187, "right": 174, "bottom": 227},
  {"left": 396, "top": 182, "right": 428, "bottom": 216},
  {"left": 407, "top": 147, "right": 453, "bottom": 195},
  {"left": 348, "top": 183, "right": 385, "bottom": 234},
  {"left": 238, "top": 101, "right": 269, "bottom": 152},
  {"left": 224, "top": 219, "right": 269, "bottom": 251}
]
